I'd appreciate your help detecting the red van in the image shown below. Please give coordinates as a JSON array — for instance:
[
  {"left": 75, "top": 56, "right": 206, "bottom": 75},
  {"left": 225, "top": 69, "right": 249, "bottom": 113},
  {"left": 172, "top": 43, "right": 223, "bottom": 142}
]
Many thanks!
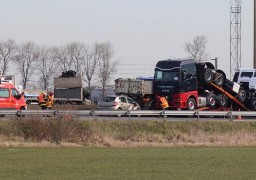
[{"left": 0, "top": 82, "right": 27, "bottom": 110}]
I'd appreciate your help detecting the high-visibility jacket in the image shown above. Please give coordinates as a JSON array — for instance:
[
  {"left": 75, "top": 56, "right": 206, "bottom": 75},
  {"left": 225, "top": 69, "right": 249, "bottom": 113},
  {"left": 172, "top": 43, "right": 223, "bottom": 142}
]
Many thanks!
[
  {"left": 38, "top": 93, "right": 46, "bottom": 107},
  {"left": 46, "top": 95, "right": 54, "bottom": 108},
  {"left": 160, "top": 97, "right": 169, "bottom": 109}
]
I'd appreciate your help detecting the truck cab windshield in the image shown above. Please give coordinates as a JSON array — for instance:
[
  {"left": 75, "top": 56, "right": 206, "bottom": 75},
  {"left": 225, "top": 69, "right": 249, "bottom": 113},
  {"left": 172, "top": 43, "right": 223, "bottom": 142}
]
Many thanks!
[{"left": 155, "top": 70, "right": 180, "bottom": 82}]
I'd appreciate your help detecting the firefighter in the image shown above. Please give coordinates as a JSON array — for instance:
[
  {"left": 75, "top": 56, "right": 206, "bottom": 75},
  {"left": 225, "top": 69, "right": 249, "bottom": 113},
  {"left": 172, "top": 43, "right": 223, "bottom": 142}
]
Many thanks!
[
  {"left": 155, "top": 95, "right": 169, "bottom": 118},
  {"left": 156, "top": 95, "right": 169, "bottom": 110},
  {"left": 160, "top": 96, "right": 169, "bottom": 110},
  {"left": 37, "top": 92, "right": 47, "bottom": 110},
  {"left": 46, "top": 92, "right": 54, "bottom": 110}
]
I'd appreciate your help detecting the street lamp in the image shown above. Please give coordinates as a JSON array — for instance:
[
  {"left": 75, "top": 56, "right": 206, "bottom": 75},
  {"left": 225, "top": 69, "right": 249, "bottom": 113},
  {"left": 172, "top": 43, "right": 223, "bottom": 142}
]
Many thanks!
[{"left": 211, "top": 58, "right": 218, "bottom": 69}]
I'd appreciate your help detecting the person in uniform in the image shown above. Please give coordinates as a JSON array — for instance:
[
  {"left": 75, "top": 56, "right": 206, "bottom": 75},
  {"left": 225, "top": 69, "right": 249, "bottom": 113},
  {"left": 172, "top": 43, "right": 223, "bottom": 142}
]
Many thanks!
[
  {"left": 46, "top": 91, "right": 54, "bottom": 110},
  {"left": 37, "top": 92, "right": 47, "bottom": 110}
]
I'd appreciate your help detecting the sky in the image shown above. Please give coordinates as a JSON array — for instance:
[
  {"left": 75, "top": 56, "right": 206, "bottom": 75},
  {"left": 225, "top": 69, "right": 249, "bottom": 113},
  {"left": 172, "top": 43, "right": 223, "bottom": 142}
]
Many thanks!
[{"left": 0, "top": 0, "right": 254, "bottom": 85}]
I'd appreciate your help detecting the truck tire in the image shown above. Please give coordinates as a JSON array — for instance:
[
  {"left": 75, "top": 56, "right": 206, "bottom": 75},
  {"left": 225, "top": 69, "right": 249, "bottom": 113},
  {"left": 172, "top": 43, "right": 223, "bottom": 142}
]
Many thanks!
[
  {"left": 187, "top": 98, "right": 196, "bottom": 110},
  {"left": 216, "top": 94, "right": 227, "bottom": 108},
  {"left": 207, "top": 94, "right": 217, "bottom": 108},
  {"left": 203, "top": 69, "right": 213, "bottom": 84},
  {"left": 237, "top": 87, "right": 246, "bottom": 103},
  {"left": 213, "top": 73, "right": 224, "bottom": 87}
]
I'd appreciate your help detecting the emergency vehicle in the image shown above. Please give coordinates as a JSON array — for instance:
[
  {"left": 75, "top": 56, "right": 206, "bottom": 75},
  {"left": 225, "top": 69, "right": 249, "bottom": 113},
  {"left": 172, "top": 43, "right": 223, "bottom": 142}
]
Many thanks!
[{"left": 0, "top": 78, "right": 27, "bottom": 111}]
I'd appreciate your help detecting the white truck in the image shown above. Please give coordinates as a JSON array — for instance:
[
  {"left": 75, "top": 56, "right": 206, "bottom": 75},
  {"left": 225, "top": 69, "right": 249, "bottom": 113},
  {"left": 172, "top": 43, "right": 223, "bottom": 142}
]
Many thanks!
[
  {"left": 233, "top": 68, "right": 256, "bottom": 90},
  {"left": 233, "top": 68, "right": 256, "bottom": 110}
]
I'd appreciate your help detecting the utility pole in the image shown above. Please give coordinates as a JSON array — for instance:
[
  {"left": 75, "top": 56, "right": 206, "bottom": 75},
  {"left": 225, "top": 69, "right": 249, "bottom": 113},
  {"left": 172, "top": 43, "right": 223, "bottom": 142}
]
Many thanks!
[
  {"left": 254, "top": 0, "right": 256, "bottom": 68},
  {"left": 230, "top": 0, "right": 242, "bottom": 79},
  {"left": 211, "top": 58, "right": 218, "bottom": 69}
]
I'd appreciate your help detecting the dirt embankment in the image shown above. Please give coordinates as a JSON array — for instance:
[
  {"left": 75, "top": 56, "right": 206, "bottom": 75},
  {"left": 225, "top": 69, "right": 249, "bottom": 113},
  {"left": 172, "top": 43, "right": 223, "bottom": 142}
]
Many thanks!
[{"left": 1, "top": 118, "right": 256, "bottom": 147}]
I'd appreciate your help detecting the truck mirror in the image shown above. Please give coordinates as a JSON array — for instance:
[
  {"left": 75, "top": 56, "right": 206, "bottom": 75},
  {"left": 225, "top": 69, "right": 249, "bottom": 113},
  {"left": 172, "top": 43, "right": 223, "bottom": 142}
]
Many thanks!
[
  {"left": 14, "top": 94, "right": 21, "bottom": 100},
  {"left": 181, "top": 71, "right": 186, "bottom": 80}
]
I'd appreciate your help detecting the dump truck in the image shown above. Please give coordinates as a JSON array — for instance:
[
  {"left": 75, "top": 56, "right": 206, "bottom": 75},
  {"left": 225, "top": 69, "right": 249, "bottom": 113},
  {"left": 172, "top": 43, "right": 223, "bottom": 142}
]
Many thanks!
[
  {"left": 115, "top": 77, "right": 154, "bottom": 109},
  {"left": 115, "top": 59, "right": 252, "bottom": 111},
  {"left": 24, "top": 71, "right": 90, "bottom": 105},
  {"left": 54, "top": 71, "right": 90, "bottom": 105}
]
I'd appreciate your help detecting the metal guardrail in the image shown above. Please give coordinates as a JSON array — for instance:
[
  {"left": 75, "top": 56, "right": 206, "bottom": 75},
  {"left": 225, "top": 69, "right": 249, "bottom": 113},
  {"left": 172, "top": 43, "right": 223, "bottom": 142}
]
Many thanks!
[{"left": 0, "top": 110, "right": 255, "bottom": 120}]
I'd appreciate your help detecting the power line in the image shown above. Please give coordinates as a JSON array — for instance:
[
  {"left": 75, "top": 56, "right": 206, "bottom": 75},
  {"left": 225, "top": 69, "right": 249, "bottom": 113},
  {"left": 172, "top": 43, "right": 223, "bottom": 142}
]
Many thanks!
[
  {"left": 113, "top": 72, "right": 153, "bottom": 75},
  {"left": 116, "top": 69, "right": 153, "bottom": 71}
]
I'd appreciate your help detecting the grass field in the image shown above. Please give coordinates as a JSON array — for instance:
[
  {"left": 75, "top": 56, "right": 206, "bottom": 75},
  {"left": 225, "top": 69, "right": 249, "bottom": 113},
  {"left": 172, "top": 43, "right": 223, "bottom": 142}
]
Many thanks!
[{"left": 1, "top": 147, "right": 256, "bottom": 180}]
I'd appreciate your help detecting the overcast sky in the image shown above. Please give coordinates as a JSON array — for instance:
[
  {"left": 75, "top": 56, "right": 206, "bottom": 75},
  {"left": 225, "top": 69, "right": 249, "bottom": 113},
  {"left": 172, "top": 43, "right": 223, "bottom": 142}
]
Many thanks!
[{"left": 0, "top": 0, "right": 254, "bottom": 83}]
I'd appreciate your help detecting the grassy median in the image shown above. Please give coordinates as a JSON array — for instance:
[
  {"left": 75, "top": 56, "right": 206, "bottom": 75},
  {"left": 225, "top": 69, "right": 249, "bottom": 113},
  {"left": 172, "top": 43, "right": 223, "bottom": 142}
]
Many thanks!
[{"left": 1, "top": 116, "right": 256, "bottom": 147}]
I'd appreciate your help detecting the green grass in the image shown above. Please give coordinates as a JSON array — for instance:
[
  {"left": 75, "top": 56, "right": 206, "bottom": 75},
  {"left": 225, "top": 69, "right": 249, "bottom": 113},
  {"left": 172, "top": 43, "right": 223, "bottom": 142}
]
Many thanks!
[{"left": 1, "top": 147, "right": 256, "bottom": 180}]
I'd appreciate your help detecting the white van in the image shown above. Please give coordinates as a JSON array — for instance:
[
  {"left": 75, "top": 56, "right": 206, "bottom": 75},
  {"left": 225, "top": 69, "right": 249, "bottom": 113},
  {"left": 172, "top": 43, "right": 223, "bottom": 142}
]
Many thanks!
[{"left": 233, "top": 68, "right": 256, "bottom": 90}]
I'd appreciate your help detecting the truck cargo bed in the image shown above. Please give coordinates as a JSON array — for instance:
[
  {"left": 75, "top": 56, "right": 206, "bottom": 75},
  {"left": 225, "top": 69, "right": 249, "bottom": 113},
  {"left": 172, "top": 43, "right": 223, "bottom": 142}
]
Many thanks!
[
  {"left": 54, "top": 88, "right": 82, "bottom": 99},
  {"left": 54, "top": 77, "right": 82, "bottom": 88},
  {"left": 115, "top": 78, "right": 153, "bottom": 96}
]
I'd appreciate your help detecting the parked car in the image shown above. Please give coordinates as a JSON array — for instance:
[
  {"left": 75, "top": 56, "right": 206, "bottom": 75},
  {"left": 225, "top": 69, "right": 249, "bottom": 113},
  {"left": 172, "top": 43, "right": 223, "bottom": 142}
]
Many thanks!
[{"left": 97, "top": 95, "right": 141, "bottom": 110}]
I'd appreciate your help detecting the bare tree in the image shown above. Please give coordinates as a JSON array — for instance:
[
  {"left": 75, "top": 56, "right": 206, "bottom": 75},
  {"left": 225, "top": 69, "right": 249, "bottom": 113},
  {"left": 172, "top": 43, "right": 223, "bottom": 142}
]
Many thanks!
[
  {"left": 54, "top": 45, "right": 73, "bottom": 72},
  {"left": 14, "top": 42, "right": 39, "bottom": 89},
  {"left": 97, "top": 41, "right": 117, "bottom": 96},
  {"left": 66, "top": 42, "right": 85, "bottom": 75},
  {"left": 36, "top": 46, "right": 58, "bottom": 90},
  {"left": 184, "top": 35, "right": 208, "bottom": 62},
  {"left": 82, "top": 43, "right": 100, "bottom": 97},
  {"left": 0, "top": 39, "right": 17, "bottom": 75}
]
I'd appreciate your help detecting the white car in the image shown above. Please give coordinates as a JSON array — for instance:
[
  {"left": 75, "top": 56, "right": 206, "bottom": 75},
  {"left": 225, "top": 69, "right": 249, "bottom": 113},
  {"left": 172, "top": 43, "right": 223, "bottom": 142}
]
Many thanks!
[{"left": 97, "top": 95, "right": 141, "bottom": 111}]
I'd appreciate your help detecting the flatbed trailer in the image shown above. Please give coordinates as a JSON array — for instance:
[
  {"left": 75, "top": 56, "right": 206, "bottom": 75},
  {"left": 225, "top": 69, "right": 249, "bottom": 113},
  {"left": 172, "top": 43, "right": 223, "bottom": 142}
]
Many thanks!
[{"left": 210, "top": 83, "right": 249, "bottom": 111}]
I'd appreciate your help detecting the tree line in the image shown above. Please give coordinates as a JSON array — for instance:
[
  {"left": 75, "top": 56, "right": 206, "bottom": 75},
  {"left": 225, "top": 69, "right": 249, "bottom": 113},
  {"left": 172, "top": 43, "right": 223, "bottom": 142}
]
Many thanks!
[
  {"left": 0, "top": 39, "right": 117, "bottom": 96},
  {"left": 0, "top": 35, "right": 207, "bottom": 97}
]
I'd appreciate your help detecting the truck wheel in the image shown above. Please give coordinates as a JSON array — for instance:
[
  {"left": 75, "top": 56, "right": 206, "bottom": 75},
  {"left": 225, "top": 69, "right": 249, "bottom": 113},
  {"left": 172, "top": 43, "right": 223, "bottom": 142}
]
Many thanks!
[
  {"left": 237, "top": 87, "right": 246, "bottom": 103},
  {"left": 203, "top": 69, "right": 213, "bottom": 84},
  {"left": 213, "top": 73, "right": 224, "bottom": 87},
  {"left": 207, "top": 94, "right": 216, "bottom": 108},
  {"left": 187, "top": 98, "right": 196, "bottom": 110},
  {"left": 216, "top": 94, "right": 227, "bottom": 108}
]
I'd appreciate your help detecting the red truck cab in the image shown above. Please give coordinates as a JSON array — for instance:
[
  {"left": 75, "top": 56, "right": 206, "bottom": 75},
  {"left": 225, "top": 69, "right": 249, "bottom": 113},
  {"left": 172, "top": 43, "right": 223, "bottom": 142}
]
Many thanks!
[{"left": 0, "top": 82, "right": 27, "bottom": 110}]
